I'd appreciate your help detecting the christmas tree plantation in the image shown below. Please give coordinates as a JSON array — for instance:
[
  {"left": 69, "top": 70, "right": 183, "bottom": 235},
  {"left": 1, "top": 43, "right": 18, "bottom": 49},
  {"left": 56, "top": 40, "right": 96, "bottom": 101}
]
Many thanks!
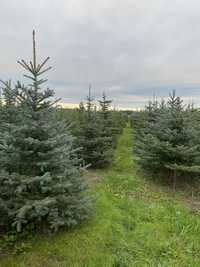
[
  {"left": 133, "top": 91, "right": 200, "bottom": 190},
  {"left": 56, "top": 90, "right": 127, "bottom": 169},
  {"left": 0, "top": 31, "right": 90, "bottom": 233}
]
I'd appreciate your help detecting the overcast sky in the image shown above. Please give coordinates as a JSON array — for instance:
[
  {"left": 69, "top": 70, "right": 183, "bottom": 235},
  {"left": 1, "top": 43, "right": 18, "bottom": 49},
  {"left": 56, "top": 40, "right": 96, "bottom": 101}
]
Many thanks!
[{"left": 1, "top": 0, "right": 200, "bottom": 109}]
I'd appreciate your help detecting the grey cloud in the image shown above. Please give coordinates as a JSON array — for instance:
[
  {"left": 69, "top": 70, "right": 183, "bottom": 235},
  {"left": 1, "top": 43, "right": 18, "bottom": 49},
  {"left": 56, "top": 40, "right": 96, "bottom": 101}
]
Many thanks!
[{"left": 1, "top": 0, "right": 200, "bottom": 108}]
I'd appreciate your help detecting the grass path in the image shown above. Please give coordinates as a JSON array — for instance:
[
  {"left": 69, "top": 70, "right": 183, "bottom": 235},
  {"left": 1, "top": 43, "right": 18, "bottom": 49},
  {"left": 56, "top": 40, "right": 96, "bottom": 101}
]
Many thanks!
[{"left": 1, "top": 127, "right": 200, "bottom": 266}]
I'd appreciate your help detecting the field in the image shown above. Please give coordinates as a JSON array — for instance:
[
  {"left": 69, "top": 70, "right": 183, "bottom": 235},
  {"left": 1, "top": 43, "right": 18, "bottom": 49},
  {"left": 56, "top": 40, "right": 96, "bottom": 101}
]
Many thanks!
[{"left": 1, "top": 127, "right": 200, "bottom": 266}]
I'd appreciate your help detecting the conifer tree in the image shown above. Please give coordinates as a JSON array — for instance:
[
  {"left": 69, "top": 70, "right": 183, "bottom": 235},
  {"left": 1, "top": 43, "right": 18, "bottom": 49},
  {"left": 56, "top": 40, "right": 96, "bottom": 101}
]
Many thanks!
[
  {"left": 134, "top": 91, "right": 200, "bottom": 190},
  {"left": 99, "top": 92, "right": 112, "bottom": 121},
  {"left": 77, "top": 87, "right": 112, "bottom": 168},
  {"left": 98, "top": 92, "right": 118, "bottom": 148},
  {"left": 0, "top": 31, "right": 90, "bottom": 232}
]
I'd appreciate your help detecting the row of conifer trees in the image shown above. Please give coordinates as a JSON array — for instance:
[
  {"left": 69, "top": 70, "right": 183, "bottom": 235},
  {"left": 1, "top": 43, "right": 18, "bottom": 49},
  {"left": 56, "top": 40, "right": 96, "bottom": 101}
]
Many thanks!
[
  {"left": 132, "top": 91, "right": 200, "bottom": 190},
  {"left": 0, "top": 32, "right": 125, "bottom": 234},
  {"left": 58, "top": 87, "right": 127, "bottom": 168}
]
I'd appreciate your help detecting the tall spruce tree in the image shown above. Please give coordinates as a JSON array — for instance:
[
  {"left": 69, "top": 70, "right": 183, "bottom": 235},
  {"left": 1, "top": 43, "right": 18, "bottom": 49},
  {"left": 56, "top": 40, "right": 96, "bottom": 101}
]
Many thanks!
[
  {"left": 77, "top": 87, "right": 112, "bottom": 168},
  {"left": 0, "top": 31, "right": 90, "bottom": 232}
]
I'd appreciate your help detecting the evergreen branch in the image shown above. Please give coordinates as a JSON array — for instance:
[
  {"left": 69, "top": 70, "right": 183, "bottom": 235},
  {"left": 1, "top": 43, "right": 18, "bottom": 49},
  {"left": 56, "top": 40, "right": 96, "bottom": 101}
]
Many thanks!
[
  {"left": 36, "top": 91, "right": 55, "bottom": 105},
  {"left": 37, "top": 66, "right": 52, "bottom": 76},
  {"left": 0, "top": 79, "right": 11, "bottom": 88},
  {"left": 17, "top": 60, "right": 32, "bottom": 73},
  {"left": 165, "top": 164, "right": 200, "bottom": 173},
  {"left": 15, "top": 93, "right": 27, "bottom": 102},
  {"left": 37, "top": 57, "right": 50, "bottom": 72},
  {"left": 17, "top": 60, "right": 28, "bottom": 70},
  {"left": 23, "top": 75, "right": 35, "bottom": 81},
  {"left": 37, "top": 79, "right": 48, "bottom": 85},
  {"left": 50, "top": 98, "right": 61, "bottom": 106},
  {"left": 42, "top": 98, "right": 61, "bottom": 108},
  {"left": 21, "top": 60, "right": 32, "bottom": 71},
  {"left": 30, "top": 61, "right": 35, "bottom": 73}
]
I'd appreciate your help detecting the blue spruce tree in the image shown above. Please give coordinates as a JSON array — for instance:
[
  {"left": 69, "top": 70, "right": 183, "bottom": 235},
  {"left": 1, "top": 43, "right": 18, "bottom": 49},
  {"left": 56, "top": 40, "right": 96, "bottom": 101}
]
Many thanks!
[{"left": 0, "top": 31, "right": 90, "bottom": 233}]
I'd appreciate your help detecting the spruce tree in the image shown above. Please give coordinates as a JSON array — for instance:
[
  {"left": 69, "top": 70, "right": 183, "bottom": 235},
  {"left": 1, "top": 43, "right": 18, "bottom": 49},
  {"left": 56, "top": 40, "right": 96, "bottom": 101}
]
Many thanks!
[
  {"left": 77, "top": 87, "right": 112, "bottom": 168},
  {"left": 99, "top": 92, "right": 112, "bottom": 121},
  {"left": 98, "top": 92, "right": 114, "bottom": 146},
  {"left": 134, "top": 91, "right": 200, "bottom": 190},
  {"left": 0, "top": 31, "right": 90, "bottom": 232}
]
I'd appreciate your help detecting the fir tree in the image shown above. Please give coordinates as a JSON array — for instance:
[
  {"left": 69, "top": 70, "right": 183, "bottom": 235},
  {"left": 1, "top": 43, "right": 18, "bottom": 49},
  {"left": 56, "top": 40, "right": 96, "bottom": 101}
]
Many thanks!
[
  {"left": 134, "top": 91, "right": 200, "bottom": 190},
  {"left": 0, "top": 31, "right": 90, "bottom": 232},
  {"left": 98, "top": 92, "right": 116, "bottom": 147},
  {"left": 77, "top": 87, "right": 112, "bottom": 168},
  {"left": 99, "top": 92, "right": 112, "bottom": 121}
]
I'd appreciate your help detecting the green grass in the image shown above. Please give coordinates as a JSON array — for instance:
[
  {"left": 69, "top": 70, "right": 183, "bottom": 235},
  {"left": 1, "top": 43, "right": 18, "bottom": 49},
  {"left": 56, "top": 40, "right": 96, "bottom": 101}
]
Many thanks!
[{"left": 1, "top": 127, "right": 200, "bottom": 266}]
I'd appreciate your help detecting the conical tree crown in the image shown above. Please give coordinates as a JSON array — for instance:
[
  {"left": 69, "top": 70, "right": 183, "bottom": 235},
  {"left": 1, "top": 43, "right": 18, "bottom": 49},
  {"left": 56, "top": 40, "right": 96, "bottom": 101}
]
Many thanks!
[{"left": 0, "top": 31, "right": 90, "bottom": 233}]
